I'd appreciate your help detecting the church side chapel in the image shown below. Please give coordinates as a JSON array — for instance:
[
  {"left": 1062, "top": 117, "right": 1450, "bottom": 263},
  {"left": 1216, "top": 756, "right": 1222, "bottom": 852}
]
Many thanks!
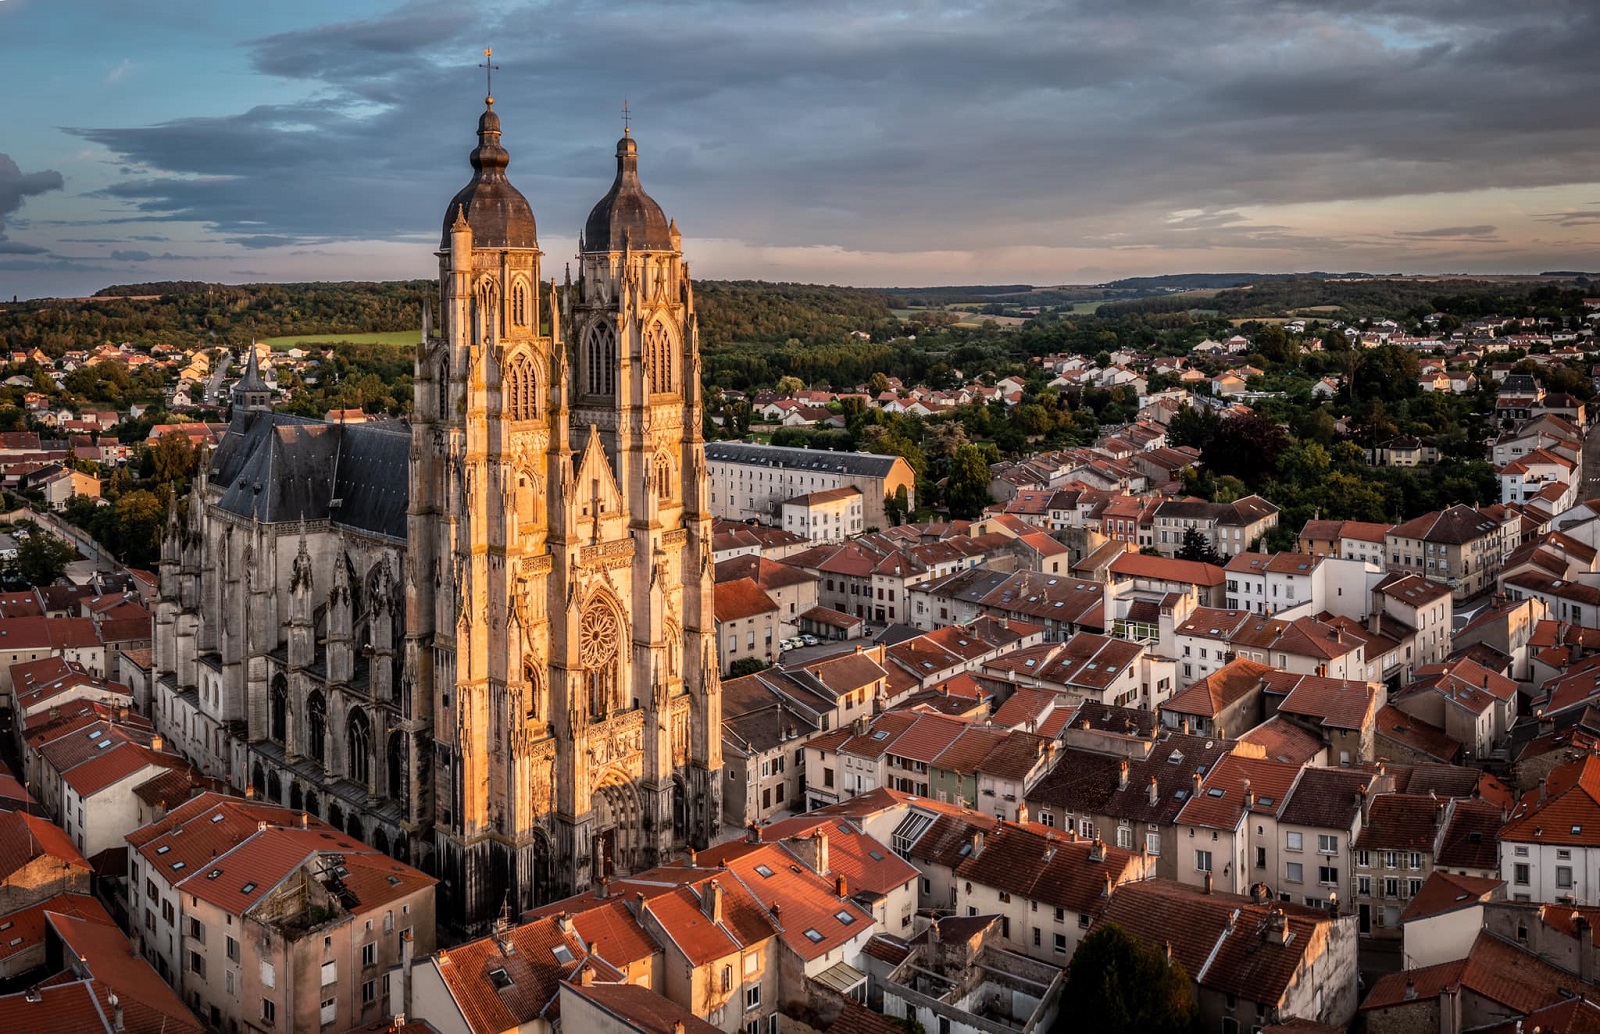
[{"left": 152, "top": 73, "right": 723, "bottom": 934}]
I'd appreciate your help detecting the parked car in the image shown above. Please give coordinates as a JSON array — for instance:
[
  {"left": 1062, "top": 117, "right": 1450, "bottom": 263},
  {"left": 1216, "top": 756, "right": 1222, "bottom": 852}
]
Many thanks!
[{"left": 800, "top": 634, "right": 819, "bottom": 647}]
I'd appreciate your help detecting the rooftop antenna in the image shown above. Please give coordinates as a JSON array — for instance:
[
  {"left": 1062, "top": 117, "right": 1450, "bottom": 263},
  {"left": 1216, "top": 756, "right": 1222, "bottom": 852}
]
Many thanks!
[
  {"left": 621, "top": 98, "right": 631, "bottom": 136},
  {"left": 479, "top": 47, "right": 499, "bottom": 106}
]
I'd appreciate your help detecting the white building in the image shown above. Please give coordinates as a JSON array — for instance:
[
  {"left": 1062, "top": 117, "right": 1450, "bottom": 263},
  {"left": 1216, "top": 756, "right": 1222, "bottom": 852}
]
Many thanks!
[{"left": 782, "top": 486, "right": 864, "bottom": 543}]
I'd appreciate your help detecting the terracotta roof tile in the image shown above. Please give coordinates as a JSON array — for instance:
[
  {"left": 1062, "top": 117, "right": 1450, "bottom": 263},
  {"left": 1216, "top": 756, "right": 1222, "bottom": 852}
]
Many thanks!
[{"left": 1398, "top": 870, "right": 1502, "bottom": 923}]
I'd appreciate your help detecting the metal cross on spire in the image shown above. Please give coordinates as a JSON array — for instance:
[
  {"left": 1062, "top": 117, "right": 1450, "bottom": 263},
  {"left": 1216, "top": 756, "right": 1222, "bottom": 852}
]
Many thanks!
[
  {"left": 621, "top": 98, "right": 631, "bottom": 135},
  {"left": 479, "top": 47, "right": 499, "bottom": 104}
]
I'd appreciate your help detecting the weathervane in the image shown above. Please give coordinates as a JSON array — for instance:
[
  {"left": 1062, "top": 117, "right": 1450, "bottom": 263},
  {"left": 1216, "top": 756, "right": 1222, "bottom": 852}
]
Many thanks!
[
  {"left": 621, "top": 98, "right": 631, "bottom": 136},
  {"left": 480, "top": 47, "right": 499, "bottom": 105}
]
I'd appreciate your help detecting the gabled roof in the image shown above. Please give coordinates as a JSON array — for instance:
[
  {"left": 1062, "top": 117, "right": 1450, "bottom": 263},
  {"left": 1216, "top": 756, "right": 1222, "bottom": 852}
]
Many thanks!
[
  {"left": 953, "top": 825, "right": 1141, "bottom": 915},
  {"left": 1163, "top": 658, "right": 1273, "bottom": 720},
  {"left": 1399, "top": 870, "right": 1502, "bottom": 923},
  {"left": 1354, "top": 793, "right": 1446, "bottom": 853},
  {"left": 1101, "top": 880, "right": 1332, "bottom": 1008},
  {"left": 1389, "top": 504, "right": 1504, "bottom": 545},
  {"left": 1268, "top": 672, "right": 1376, "bottom": 730},
  {"left": 1503, "top": 755, "right": 1600, "bottom": 848}
]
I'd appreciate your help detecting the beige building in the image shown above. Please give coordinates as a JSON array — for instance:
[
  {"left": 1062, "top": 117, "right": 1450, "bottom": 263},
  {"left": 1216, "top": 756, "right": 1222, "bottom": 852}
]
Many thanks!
[
  {"left": 714, "top": 577, "right": 781, "bottom": 674},
  {"left": 705, "top": 442, "right": 916, "bottom": 532},
  {"left": 1385, "top": 504, "right": 1512, "bottom": 601},
  {"left": 782, "top": 486, "right": 864, "bottom": 542},
  {"left": 127, "top": 792, "right": 435, "bottom": 1030},
  {"left": 152, "top": 106, "right": 725, "bottom": 931}
]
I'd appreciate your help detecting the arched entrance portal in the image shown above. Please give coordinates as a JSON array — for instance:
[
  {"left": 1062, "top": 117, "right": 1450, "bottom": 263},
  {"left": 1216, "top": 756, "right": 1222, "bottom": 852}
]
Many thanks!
[{"left": 590, "top": 774, "right": 642, "bottom": 881}]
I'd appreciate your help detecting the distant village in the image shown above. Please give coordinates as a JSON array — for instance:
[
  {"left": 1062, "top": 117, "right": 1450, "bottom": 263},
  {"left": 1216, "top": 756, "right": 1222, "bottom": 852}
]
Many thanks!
[{"left": 6, "top": 300, "right": 1600, "bottom": 1033}]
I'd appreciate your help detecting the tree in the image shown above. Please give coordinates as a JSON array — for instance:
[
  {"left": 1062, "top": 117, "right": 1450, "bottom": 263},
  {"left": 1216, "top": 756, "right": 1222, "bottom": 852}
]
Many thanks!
[
  {"left": 1176, "top": 527, "right": 1225, "bottom": 566},
  {"left": 150, "top": 430, "right": 198, "bottom": 485},
  {"left": 1166, "top": 404, "right": 1220, "bottom": 450},
  {"left": 728, "top": 657, "right": 770, "bottom": 678},
  {"left": 774, "top": 375, "right": 804, "bottom": 397},
  {"left": 16, "top": 531, "right": 77, "bottom": 586},
  {"left": 1202, "top": 411, "right": 1289, "bottom": 487},
  {"left": 944, "top": 444, "right": 993, "bottom": 519},
  {"left": 1057, "top": 921, "right": 1198, "bottom": 1034}
]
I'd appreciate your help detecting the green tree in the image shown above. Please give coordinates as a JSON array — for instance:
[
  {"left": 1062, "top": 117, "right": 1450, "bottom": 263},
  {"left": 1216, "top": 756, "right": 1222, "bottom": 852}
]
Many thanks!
[
  {"left": 728, "top": 657, "right": 769, "bottom": 678},
  {"left": 774, "top": 375, "right": 804, "bottom": 397},
  {"left": 17, "top": 532, "right": 77, "bottom": 586},
  {"left": 1176, "top": 527, "right": 1226, "bottom": 565},
  {"left": 1057, "top": 921, "right": 1198, "bottom": 1034},
  {"left": 944, "top": 444, "right": 993, "bottom": 519},
  {"left": 150, "top": 430, "right": 198, "bottom": 485},
  {"left": 1166, "top": 404, "right": 1220, "bottom": 450}
]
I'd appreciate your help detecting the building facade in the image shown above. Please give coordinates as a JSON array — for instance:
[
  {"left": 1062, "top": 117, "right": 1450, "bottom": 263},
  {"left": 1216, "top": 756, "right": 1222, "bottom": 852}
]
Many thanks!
[{"left": 151, "top": 101, "right": 722, "bottom": 933}]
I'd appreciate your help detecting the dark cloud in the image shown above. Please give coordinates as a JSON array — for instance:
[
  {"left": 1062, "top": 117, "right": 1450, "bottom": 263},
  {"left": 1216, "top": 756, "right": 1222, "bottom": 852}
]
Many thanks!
[
  {"left": 60, "top": 0, "right": 1600, "bottom": 263},
  {"left": 0, "top": 241, "right": 50, "bottom": 255},
  {"left": 110, "top": 249, "right": 187, "bottom": 261},
  {"left": 0, "top": 154, "right": 64, "bottom": 249},
  {"left": 1393, "top": 225, "right": 1498, "bottom": 239},
  {"left": 226, "top": 235, "right": 307, "bottom": 250}
]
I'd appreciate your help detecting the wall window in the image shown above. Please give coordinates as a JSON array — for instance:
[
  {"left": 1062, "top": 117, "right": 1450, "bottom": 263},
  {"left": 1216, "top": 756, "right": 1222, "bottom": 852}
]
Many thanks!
[
  {"left": 1285, "top": 862, "right": 1303, "bottom": 883},
  {"left": 1195, "top": 850, "right": 1213, "bottom": 873},
  {"left": 1285, "top": 832, "right": 1303, "bottom": 852}
]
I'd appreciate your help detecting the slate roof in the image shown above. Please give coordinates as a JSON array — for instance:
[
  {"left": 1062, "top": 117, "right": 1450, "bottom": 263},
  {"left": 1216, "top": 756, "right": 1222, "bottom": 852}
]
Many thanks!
[
  {"left": 1389, "top": 504, "right": 1503, "bottom": 545},
  {"left": 1354, "top": 794, "right": 1446, "bottom": 853},
  {"left": 209, "top": 410, "right": 410, "bottom": 538},
  {"left": 703, "top": 442, "right": 905, "bottom": 477}
]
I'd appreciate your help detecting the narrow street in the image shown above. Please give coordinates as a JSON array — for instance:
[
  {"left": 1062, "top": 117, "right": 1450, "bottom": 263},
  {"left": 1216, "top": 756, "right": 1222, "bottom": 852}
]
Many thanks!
[{"left": 1583, "top": 411, "right": 1600, "bottom": 491}]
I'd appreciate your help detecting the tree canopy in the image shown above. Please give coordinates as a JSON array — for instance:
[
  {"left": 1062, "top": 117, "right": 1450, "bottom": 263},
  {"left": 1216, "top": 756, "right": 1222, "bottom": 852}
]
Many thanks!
[{"left": 1056, "top": 921, "right": 1198, "bottom": 1034}]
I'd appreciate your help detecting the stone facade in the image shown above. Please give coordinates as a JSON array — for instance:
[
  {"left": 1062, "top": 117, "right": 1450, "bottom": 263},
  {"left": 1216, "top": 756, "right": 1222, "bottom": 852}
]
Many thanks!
[{"left": 152, "top": 103, "right": 721, "bottom": 934}]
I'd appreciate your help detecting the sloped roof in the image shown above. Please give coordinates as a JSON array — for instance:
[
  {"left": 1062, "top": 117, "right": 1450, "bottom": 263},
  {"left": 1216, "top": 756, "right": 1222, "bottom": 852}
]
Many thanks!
[
  {"left": 1398, "top": 870, "right": 1502, "bottom": 923},
  {"left": 954, "top": 825, "right": 1141, "bottom": 914}
]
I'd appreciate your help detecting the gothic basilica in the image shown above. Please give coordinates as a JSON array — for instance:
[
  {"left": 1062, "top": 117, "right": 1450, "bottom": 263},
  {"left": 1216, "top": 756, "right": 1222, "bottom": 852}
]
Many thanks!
[{"left": 152, "top": 92, "right": 723, "bottom": 932}]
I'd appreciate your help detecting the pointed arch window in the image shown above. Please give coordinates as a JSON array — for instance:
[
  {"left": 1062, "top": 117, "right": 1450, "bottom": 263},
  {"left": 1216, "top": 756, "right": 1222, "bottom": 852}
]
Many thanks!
[
  {"left": 269, "top": 675, "right": 288, "bottom": 744},
  {"left": 505, "top": 353, "right": 539, "bottom": 421},
  {"left": 437, "top": 361, "right": 449, "bottom": 421},
  {"left": 347, "top": 708, "right": 372, "bottom": 787},
  {"left": 306, "top": 690, "right": 327, "bottom": 765},
  {"left": 580, "top": 599, "right": 623, "bottom": 718},
  {"left": 645, "top": 322, "right": 676, "bottom": 393},
  {"left": 512, "top": 280, "right": 529, "bottom": 328},
  {"left": 656, "top": 452, "right": 673, "bottom": 501},
  {"left": 586, "top": 323, "right": 617, "bottom": 396}
]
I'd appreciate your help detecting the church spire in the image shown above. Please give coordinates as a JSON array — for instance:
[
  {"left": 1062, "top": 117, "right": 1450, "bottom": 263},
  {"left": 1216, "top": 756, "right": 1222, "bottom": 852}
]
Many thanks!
[{"left": 231, "top": 343, "right": 272, "bottom": 414}]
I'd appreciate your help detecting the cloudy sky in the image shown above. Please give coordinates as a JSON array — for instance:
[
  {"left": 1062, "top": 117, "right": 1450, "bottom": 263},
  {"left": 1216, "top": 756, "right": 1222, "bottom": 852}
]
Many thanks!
[{"left": 2, "top": 0, "right": 1598, "bottom": 299}]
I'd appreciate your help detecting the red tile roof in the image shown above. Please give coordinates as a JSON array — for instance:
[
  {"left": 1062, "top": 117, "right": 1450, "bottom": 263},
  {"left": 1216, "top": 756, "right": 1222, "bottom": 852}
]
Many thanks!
[
  {"left": 1398, "top": 870, "right": 1502, "bottom": 923},
  {"left": 0, "top": 810, "right": 87, "bottom": 881},
  {"left": 1503, "top": 755, "right": 1600, "bottom": 848}
]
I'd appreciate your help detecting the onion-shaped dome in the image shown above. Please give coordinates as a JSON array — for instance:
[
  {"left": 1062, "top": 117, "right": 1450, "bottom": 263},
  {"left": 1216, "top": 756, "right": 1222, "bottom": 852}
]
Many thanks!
[
  {"left": 440, "top": 102, "right": 538, "bottom": 250},
  {"left": 582, "top": 133, "right": 672, "bottom": 252}
]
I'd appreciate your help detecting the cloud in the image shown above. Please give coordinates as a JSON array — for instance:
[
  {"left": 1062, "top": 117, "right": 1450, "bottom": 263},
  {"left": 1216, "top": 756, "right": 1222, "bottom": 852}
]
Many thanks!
[
  {"left": 0, "top": 240, "right": 49, "bottom": 254},
  {"left": 0, "top": 153, "right": 64, "bottom": 249},
  {"left": 1393, "top": 225, "right": 1499, "bottom": 239},
  {"left": 52, "top": 0, "right": 1600, "bottom": 276},
  {"left": 110, "top": 249, "right": 187, "bottom": 261},
  {"left": 106, "top": 58, "right": 133, "bottom": 84}
]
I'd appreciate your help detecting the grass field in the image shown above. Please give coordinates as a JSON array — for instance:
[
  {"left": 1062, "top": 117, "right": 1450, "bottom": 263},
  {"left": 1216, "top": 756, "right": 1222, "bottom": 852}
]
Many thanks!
[{"left": 261, "top": 330, "right": 418, "bottom": 348}]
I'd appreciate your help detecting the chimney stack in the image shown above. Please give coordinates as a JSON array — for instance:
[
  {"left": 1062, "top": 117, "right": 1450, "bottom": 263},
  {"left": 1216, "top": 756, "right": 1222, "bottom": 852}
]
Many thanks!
[
  {"left": 595, "top": 877, "right": 609, "bottom": 900},
  {"left": 971, "top": 831, "right": 985, "bottom": 858},
  {"left": 1089, "top": 838, "right": 1107, "bottom": 863},
  {"left": 301, "top": 812, "right": 309, "bottom": 829},
  {"left": 687, "top": 848, "right": 698, "bottom": 868},
  {"left": 705, "top": 879, "right": 725, "bottom": 925},
  {"left": 150, "top": 734, "right": 163, "bottom": 752},
  {"left": 1191, "top": 772, "right": 1203, "bottom": 795},
  {"left": 747, "top": 821, "right": 761, "bottom": 845},
  {"left": 1118, "top": 759, "right": 1129, "bottom": 790},
  {"left": 813, "top": 829, "right": 830, "bottom": 875},
  {"left": 836, "top": 874, "right": 849, "bottom": 898},
  {"left": 1149, "top": 776, "right": 1160, "bottom": 806},
  {"left": 1204, "top": 870, "right": 1214, "bottom": 895}
]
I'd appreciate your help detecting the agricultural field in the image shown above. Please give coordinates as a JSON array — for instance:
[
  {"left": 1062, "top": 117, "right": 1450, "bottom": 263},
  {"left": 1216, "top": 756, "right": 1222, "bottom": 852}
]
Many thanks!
[{"left": 261, "top": 330, "right": 418, "bottom": 348}]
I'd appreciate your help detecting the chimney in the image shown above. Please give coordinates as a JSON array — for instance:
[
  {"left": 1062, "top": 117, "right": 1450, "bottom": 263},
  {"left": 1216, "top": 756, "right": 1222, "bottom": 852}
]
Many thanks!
[
  {"left": 595, "top": 877, "right": 608, "bottom": 900},
  {"left": 1402, "top": 978, "right": 1417, "bottom": 1001},
  {"left": 1251, "top": 882, "right": 1270, "bottom": 905},
  {"left": 109, "top": 991, "right": 124, "bottom": 1033},
  {"left": 150, "top": 734, "right": 163, "bottom": 752},
  {"left": 1266, "top": 908, "right": 1288, "bottom": 946},
  {"left": 1191, "top": 772, "right": 1203, "bottom": 795},
  {"left": 1204, "top": 870, "right": 1214, "bottom": 895},
  {"left": 301, "top": 812, "right": 309, "bottom": 829},
  {"left": 771, "top": 901, "right": 782, "bottom": 924},
  {"left": 1089, "top": 838, "right": 1107, "bottom": 863},
  {"left": 971, "top": 831, "right": 985, "bottom": 857},
  {"left": 705, "top": 879, "right": 724, "bottom": 925},
  {"left": 1102, "top": 872, "right": 1113, "bottom": 897},
  {"left": 747, "top": 821, "right": 761, "bottom": 845},
  {"left": 579, "top": 965, "right": 594, "bottom": 986},
  {"left": 1539, "top": 778, "right": 1547, "bottom": 806},
  {"left": 1163, "top": 940, "right": 1172, "bottom": 963},
  {"left": 244, "top": 784, "right": 254, "bottom": 800},
  {"left": 836, "top": 874, "right": 849, "bottom": 898},
  {"left": 1181, "top": 717, "right": 1191, "bottom": 735},
  {"left": 686, "top": 848, "right": 698, "bottom": 868},
  {"left": 1243, "top": 778, "right": 1255, "bottom": 811},
  {"left": 813, "top": 829, "right": 830, "bottom": 875},
  {"left": 1118, "top": 759, "right": 1129, "bottom": 790},
  {"left": 673, "top": 1024, "right": 685, "bottom": 1034}
]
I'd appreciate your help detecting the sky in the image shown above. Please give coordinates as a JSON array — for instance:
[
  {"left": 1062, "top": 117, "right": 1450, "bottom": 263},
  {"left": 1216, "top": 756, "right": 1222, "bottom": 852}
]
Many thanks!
[{"left": 1, "top": 0, "right": 1598, "bottom": 299}]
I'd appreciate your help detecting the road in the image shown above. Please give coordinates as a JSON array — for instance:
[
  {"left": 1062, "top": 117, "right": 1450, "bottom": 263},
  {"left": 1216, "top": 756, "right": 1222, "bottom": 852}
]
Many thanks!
[
  {"left": 28, "top": 507, "right": 126, "bottom": 578},
  {"left": 204, "top": 351, "right": 232, "bottom": 405},
  {"left": 1583, "top": 413, "right": 1600, "bottom": 492}
]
